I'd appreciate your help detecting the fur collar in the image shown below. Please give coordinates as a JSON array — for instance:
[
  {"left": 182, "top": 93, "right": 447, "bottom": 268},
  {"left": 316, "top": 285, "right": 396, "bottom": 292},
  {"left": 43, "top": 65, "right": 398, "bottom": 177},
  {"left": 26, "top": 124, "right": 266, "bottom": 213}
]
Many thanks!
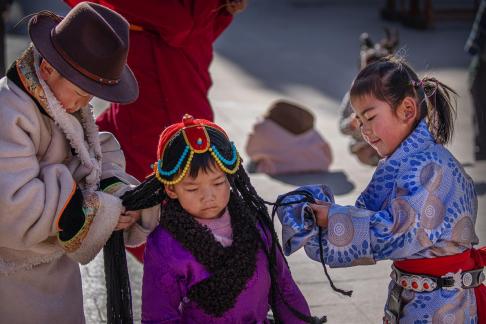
[
  {"left": 16, "top": 45, "right": 102, "bottom": 190},
  {"left": 160, "top": 193, "right": 260, "bottom": 317}
]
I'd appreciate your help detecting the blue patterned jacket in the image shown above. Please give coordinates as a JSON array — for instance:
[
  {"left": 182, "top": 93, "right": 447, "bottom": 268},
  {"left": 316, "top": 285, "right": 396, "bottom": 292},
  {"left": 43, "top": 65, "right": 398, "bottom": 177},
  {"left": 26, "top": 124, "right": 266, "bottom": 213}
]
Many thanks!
[{"left": 277, "top": 120, "right": 480, "bottom": 323}]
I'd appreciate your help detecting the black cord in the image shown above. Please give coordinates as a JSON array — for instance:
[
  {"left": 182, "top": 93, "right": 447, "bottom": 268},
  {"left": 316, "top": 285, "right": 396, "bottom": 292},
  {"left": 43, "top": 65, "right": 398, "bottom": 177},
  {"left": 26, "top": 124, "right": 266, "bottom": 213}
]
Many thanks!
[
  {"left": 318, "top": 227, "right": 352, "bottom": 297},
  {"left": 268, "top": 189, "right": 353, "bottom": 297}
]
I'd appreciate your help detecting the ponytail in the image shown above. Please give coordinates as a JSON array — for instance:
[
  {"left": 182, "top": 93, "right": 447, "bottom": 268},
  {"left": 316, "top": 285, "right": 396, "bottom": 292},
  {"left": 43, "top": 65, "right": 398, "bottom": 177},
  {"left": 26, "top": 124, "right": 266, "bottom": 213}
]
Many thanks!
[
  {"left": 351, "top": 55, "right": 457, "bottom": 145},
  {"left": 420, "top": 77, "right": 457, "bottom": 144}
]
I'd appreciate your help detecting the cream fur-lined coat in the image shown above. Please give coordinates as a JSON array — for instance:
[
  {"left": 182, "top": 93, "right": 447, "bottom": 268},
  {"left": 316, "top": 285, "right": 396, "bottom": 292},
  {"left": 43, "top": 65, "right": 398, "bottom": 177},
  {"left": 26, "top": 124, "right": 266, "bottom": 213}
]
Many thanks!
[{"left": 0, "top": 60, "right": 158, "bottom": 322}]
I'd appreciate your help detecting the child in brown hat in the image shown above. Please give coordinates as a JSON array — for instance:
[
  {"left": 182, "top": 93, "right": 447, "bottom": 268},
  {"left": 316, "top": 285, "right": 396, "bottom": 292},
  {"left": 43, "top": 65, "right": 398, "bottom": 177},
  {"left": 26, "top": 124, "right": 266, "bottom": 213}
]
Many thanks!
[{"left": 0, "top": 2, "right": 151, "bottom": 322}]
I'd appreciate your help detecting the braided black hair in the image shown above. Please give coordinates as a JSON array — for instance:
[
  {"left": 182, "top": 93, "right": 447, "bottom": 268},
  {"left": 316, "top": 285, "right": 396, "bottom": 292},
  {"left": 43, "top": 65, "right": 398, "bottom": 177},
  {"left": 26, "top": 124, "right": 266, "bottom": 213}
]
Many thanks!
[{"left": 121, "top": 125, "right": 325, "bottom": 322}]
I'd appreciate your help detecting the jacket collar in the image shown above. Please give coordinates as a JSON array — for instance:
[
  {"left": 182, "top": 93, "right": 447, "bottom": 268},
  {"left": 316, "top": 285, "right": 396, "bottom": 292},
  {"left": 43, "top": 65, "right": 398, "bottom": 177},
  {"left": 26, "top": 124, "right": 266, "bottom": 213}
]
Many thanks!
[
  {"left": 10, "top": 45, "right": 102, "bottom": 191},
  {"left": 358, "top": 120, "right": 435, "bottom": 211},
  {"left": 387, "top": 119, "right": 435, "bottom": 163},
  {"left": 6, "top": 53, "right": 47, "bottom": 116}
]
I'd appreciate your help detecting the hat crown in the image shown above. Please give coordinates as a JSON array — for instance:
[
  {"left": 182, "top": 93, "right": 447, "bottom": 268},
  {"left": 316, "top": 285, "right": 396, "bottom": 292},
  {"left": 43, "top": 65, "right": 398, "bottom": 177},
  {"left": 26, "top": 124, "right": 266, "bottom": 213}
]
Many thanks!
[
  {"left": 30, "top": 2, "right": 129, "bottom": 83},
  {"left": 157, "top": 115, "right": 227, "bottom": 159}
]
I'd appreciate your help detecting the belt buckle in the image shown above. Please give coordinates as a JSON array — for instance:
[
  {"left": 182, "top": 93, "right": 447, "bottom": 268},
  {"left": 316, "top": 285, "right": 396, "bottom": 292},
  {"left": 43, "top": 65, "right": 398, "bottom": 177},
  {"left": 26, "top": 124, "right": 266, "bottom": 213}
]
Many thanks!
[{"left": 442, "top": 269, "right": 463, "bottom": 291}]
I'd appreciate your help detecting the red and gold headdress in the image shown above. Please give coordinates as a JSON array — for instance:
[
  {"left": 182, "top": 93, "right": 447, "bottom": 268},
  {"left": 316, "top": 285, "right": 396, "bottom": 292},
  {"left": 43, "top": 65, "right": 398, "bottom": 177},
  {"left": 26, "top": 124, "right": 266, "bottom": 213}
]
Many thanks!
[{"left": 153, "top": 115, "right": 241, "bottom": 185}]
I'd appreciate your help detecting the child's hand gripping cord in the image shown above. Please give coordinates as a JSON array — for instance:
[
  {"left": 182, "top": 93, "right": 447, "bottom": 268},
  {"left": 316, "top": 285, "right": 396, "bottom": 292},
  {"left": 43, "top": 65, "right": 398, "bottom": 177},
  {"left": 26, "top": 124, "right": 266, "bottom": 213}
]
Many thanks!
[{"left": 272, "top": 188, "right": 353, "bottom": 297}]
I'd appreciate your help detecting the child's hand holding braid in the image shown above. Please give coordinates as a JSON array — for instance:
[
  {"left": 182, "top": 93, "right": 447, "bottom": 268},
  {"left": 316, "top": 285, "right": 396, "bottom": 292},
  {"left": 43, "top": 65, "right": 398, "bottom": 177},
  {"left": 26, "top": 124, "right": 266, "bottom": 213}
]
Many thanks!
[{"left": 115, "top": 209, "right": 141, "bottom": 231}]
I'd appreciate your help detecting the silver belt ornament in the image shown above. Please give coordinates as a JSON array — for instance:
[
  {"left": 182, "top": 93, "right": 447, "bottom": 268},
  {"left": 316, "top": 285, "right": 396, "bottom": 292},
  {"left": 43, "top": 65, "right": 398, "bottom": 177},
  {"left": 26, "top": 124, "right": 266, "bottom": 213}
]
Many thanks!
[{"left": 383, "top": 266, "right": 485, "bottom": 324}]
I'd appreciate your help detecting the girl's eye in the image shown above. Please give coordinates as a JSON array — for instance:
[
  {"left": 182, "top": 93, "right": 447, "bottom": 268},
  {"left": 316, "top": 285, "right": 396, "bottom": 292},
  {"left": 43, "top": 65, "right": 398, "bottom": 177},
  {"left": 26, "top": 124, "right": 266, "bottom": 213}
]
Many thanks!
[
  {"left": 366, "top": 116, "right": 375, "bottom": 122},
  {"left": 215, "top": 181, "right": 225, "bottom": 186},
  {"left": 186, "top": 188, "right": 198, "bottom": 192}
]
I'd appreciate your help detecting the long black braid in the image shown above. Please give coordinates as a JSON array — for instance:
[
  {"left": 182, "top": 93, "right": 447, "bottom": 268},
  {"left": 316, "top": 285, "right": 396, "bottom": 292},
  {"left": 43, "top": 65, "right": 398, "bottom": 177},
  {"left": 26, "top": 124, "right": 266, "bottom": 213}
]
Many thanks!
[
  {"left": 121, "top": 122, "right": 326, "bottom": 322},
  {"left": 231, "top": 168, "right": 331, "bottom": 323},
  {"left": 269, "top": 189, "right": 353, "bottom": 298}
]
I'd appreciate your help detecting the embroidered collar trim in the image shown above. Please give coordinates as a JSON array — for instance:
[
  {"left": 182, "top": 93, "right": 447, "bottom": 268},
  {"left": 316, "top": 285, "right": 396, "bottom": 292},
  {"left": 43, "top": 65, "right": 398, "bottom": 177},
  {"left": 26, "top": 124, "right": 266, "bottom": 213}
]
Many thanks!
[{"left": 16, "top": 45, "right": 102, "bottom": 190}]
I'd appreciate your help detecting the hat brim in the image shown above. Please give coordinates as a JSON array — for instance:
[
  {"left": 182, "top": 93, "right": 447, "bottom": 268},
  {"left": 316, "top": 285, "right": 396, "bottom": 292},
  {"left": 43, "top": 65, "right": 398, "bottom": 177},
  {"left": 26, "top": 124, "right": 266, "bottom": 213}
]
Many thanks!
[{"left": 29, "top": 15, "right": 139, "bottom": 104}]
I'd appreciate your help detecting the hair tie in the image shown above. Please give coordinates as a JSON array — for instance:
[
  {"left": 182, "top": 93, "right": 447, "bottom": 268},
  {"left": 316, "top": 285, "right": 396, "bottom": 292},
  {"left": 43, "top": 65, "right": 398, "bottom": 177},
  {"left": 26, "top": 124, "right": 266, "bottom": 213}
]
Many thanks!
[{"left": 410, "top": 79, "right": 424, "bottom": 88}]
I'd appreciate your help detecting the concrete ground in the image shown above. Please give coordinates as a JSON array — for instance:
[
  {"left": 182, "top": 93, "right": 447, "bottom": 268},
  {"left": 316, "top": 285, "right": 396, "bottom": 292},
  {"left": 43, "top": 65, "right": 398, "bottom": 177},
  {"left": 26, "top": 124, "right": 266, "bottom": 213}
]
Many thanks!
[{"left": 4, "top": 0, "right": 485, "bottom": 323}]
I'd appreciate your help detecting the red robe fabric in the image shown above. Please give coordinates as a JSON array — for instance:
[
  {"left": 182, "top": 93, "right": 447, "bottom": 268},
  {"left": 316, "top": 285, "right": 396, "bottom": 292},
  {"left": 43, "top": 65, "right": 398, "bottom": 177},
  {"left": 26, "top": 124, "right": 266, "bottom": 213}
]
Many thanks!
[
  {"left": 65, "top": 0, "right": 233, "bottom": 261},
  {"left": 65, "top": 0, "right": 232, "bottom": 180}
]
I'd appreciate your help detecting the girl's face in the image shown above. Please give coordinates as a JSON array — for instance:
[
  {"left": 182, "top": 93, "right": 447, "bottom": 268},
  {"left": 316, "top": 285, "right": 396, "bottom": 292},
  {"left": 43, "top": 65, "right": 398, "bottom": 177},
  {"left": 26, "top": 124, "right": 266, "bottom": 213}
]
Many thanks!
[
  {"left": 165, "top": 164, "right": 231, "bottom": 220},
  {"left": 352, "top": 94, "right": 416, "bottom": 158}
]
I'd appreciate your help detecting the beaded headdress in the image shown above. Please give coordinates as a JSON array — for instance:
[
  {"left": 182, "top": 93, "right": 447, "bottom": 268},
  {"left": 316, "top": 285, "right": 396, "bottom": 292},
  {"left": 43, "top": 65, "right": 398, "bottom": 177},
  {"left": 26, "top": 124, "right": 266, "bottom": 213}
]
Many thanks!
[{"left": 153, "top": 114, "right": 241, "bottom": 185}]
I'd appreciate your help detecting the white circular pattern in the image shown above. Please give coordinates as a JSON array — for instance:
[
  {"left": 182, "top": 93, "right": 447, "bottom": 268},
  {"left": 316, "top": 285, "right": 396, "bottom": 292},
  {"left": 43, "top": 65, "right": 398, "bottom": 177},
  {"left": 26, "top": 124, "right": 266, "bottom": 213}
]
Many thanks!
[
  {"left": 333, "top": 223, "right": 345, "bottom": 236},
  {"left": 424, "top": 204, "right": 436, "bottom": 218},
  {"left": 462, "top": 272, "right": 473, "bottom": 287},
  {"left": 328, "top": 213, "right": 354, "bottom": 247},
  {"left": 443, "top": 313, "right": 456, "bottom": 324},
  {"left": 420, "top": 194, "right": 445, "bottom": 229}
]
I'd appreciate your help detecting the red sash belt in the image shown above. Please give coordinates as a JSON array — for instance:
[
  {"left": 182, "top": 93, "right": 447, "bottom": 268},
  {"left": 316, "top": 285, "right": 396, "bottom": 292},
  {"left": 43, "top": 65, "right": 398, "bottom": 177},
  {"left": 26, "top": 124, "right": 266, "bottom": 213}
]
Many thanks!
[{"left": 394, "top": 247, "right": 486, "bottom": 323}]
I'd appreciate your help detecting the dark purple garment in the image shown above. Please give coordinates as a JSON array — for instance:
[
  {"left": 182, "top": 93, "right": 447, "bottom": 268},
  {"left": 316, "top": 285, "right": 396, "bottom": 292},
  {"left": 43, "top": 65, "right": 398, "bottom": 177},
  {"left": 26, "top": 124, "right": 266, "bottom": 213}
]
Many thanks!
[{"left": 141, "top": 225, "right": 311, "bottom": 323}]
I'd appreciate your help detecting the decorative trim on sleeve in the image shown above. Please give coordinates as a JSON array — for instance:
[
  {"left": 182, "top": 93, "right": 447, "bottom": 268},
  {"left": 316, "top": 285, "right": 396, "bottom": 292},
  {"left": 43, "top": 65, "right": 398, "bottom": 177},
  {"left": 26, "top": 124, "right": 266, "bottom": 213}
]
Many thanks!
[
  {"left": 58, "top": 191, "right": 100, "bottom": 253},
  {"left": 55, "top": 181, "right": 78, "bottom": 232},
  {"left": 56, "top": 184, "right": 86, "bottom": 243},
  {"left": 100, "top": 176, "right": 126, "bottom": 195},
  {"left": 67, "top": 191, "right": 122, "bottom": 265}
]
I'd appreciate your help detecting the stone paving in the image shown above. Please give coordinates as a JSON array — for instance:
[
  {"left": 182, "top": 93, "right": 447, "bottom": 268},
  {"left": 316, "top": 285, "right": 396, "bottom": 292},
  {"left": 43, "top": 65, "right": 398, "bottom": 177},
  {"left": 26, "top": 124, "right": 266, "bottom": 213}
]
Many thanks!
[{"left": 4, "top": 0, "right": 485, "bottom": 323}]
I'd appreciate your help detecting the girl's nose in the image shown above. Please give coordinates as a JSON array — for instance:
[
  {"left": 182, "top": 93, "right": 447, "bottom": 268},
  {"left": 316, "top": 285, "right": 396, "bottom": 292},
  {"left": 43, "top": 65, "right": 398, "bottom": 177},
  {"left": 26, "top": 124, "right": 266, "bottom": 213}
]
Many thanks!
[
  {"left": 201, "top": 187, "right": 215, "bottom": 201},
  {"left": 361, "top": 123, "right": 372, "bottom": 136}
]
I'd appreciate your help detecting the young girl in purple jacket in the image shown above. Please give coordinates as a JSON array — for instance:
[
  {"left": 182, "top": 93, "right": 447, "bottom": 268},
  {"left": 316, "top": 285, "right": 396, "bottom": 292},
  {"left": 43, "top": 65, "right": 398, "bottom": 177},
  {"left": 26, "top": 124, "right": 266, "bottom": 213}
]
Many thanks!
[{"left": 122, "top": 115, "right": 324, "bottom": 323}]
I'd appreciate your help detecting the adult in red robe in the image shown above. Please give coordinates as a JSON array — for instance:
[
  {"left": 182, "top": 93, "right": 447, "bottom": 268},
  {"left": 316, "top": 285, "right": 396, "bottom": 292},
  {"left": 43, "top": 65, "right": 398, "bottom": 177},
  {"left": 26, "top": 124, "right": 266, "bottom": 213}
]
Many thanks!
[{"left": 64, "top": 0, "right": 246, "bottom": 261}]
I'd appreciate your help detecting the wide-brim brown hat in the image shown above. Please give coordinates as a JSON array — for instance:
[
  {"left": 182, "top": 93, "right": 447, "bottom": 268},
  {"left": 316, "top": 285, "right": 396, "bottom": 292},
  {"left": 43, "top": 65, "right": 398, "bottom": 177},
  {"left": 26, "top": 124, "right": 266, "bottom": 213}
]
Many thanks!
[
  {"left": 28, "top": 2, "right": 138, "bottom": 104},
  {"left": 265, "top": 100, "right": 315, "bottom": 135}
]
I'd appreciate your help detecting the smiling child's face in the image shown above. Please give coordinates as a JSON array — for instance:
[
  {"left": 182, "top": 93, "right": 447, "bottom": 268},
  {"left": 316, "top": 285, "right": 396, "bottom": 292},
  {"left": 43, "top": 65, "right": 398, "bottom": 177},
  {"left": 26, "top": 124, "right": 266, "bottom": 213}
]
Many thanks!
[
  {"left": 165, "top": 164, "right": 231, "bottom": 220},
  {"left": 351, "top": 94, "right": 416, "bottom": 158}
]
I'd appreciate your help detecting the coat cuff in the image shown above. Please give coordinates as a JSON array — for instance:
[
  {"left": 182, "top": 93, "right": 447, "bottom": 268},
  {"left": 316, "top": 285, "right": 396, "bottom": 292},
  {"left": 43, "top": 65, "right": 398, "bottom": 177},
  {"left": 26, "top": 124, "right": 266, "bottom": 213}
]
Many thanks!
[
  {"left": 100, "top": 176, "right": 134, "bottom": 197},
  {"left": 124, "top": 205, "right": 160, "bottom": 248},
  {"left": 276, "top": 185, "right": 334, "bottom": 256},
  {"left": 67, "top": 191, "right": 122, "bottom": 264}
]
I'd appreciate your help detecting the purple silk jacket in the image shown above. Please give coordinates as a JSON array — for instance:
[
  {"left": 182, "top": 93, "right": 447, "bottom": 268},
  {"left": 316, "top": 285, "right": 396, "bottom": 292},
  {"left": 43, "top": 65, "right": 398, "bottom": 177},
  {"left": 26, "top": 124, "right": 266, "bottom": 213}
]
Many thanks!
[{"left": 141, "top": 225, "right": 311, "bottom": 323}]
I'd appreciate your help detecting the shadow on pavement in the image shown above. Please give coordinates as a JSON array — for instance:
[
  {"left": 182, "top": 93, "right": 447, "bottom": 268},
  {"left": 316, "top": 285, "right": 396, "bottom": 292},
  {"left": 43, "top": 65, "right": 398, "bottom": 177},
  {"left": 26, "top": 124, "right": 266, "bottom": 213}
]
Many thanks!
[{"left": 269, "top": 170, "right": 355, "bottom": 195}]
